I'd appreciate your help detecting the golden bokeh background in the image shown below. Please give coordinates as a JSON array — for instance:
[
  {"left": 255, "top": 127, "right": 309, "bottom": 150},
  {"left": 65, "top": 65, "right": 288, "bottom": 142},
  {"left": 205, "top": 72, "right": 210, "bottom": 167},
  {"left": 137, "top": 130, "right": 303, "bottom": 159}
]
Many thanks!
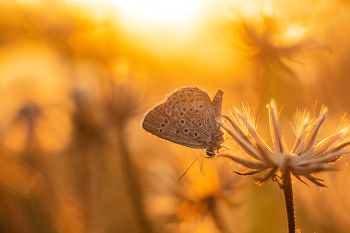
[{"left": 1, "top": 0, "right": 350, "bottom": 232}]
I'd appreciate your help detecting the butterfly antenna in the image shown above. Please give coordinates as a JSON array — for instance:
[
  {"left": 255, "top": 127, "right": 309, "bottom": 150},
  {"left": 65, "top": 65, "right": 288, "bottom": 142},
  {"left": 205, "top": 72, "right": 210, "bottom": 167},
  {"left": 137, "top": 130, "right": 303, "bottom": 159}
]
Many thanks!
[
  {"left": 177, "top": 152, "right": 205, "bottom": 182},
  {"left": 200, "top": 156, "right": 204, "bottom": 171}
]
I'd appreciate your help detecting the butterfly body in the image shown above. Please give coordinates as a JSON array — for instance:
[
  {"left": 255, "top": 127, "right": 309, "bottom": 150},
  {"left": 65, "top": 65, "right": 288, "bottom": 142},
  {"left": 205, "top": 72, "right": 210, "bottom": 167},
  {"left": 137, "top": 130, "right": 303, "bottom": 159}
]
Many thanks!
[{"left": 142, "top": 87, "right": 224, "bottom": 157}]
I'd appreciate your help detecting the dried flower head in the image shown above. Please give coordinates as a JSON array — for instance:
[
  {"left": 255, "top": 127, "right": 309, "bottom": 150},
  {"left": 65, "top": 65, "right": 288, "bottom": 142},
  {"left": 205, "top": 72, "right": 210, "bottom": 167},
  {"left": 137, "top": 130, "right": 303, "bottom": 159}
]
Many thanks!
[
  {"left": 217, "top": 100, "right": 350, "bottom": 187},
  {"left": 145, "top": 153, "right": 245, "bottom": 233}
]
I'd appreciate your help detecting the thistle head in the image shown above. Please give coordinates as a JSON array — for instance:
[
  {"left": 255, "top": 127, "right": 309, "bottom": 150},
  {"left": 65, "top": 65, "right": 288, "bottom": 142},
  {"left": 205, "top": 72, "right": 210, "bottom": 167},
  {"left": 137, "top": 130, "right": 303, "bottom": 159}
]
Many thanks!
[{"left": 217, "top": 100, "right": 350, "bottom": 187}]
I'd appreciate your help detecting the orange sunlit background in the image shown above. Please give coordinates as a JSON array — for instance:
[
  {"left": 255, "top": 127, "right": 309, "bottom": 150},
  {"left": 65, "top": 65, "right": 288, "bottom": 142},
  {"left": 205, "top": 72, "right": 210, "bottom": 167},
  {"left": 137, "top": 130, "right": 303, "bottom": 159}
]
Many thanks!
[{"left": 1, "top": 0, "right": 350, "bottom": 232}]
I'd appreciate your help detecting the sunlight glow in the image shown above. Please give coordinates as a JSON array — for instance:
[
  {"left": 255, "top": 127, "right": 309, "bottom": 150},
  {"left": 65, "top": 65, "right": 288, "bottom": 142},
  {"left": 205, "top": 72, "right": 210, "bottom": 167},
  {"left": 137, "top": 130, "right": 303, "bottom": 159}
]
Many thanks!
[
  {"left": 112, "top": 0, "right": 205, "bottom": 38},
  {"left": 282, "top": 24, "right": 308, "bottom": 43},
  {"left": 227, "top": 0, "right": 275, "bottom": 19},
  {"left": 113, "top": 0, "right": 201, "bottom": 23}
]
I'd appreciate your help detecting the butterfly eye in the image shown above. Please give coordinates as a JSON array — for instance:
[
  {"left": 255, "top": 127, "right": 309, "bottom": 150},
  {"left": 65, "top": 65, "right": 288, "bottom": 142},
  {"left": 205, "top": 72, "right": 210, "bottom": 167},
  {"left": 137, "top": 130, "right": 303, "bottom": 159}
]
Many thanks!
[
  {"left": 180, "top": 119, "right": 185, "bottom": 125},
  {"left": 183, "top": 128, "right": 189, "bottom": 134},
  {"left": 160, "top": 123, "right": 165, "bottom": 127},
  {"left": 206, "top": 150, "right": 215, "bottom": 157},
  {"left": 159, "top": 128, "right": 164, "bottom": 133}
]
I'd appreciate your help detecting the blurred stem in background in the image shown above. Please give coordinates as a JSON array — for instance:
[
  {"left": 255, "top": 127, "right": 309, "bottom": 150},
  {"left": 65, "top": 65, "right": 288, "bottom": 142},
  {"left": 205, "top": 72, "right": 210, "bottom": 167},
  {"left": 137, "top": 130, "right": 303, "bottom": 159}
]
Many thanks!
[
  {"left": 68, "top": 91, "right": 106, "bottom": 232},
  {"left": 116, "top": 125, "right": 155, "bottom": 233},
  {"left": 104, "top": 78, "right": 154, "bottom": 233},
  {"left": 207, "top": 196, "right": 231, "bottom": 233},
  {"left": 8, "top": 103, "right": 75, "bottom": 233}
]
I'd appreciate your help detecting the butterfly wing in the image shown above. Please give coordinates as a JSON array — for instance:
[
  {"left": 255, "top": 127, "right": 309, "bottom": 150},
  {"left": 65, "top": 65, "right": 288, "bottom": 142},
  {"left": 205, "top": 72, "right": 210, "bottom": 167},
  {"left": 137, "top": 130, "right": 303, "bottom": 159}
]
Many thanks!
[
  {"left": 142, "top": 87, "right": 224, "bottom": 152},
  {"left": 211, "top": 89, "right": 224, "bottom": 119},
  {"left": 163, "top": 87, "right": 220, "bottom": 145},
  {"left": 142, "top": 104, "right": 207, "bottom": 149}
]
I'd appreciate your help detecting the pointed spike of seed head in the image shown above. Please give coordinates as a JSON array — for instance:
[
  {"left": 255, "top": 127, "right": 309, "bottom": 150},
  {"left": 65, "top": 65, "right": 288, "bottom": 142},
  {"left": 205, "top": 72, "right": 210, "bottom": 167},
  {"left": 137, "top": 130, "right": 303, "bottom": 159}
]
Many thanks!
[
  {"left": 335, "top": 114, "right": 350, "bottom": 136},
  {"left": 299, "top": 106, "right": 328, "bottom": 154},
  {"left": 241, "top": 102, "right": 259, "bottom": 130},
  {"left": 290, "top": 108, "right": 310, "bottom": 139},
  {"left": 290, "top": 108, "right": 311, "bottom": 154},
  {"left": 268, "top": 99, "right": 288, "bottom": 153}
]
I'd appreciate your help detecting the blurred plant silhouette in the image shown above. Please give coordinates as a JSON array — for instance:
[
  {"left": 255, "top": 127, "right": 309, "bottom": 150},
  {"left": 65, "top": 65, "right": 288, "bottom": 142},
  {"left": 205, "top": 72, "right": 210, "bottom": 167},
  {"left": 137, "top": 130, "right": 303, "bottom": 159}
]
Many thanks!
[
  {"left": 145, "top": 152, "right": 247, "bottom": 233},
  {"left": 230, "top": 17, "right": 318, "bottom": 114},
  {"left": 1, "top": 0, "right": 350, "bottom": 233}
]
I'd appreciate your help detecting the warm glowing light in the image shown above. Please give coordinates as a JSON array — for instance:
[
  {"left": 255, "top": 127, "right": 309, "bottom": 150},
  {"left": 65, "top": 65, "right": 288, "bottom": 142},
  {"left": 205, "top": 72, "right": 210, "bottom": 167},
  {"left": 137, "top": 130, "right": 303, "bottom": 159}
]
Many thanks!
[
  {"left": 227, "top": 0, "right": 275, "bottom": 19},
  {"left": 282, "top": 24, "right": 308, "bottom": 43},
  {"left": 113, "top": 0, "right": 201, "bottom": 24},
  {"left": 112, "top": 0, "right": 205, "bottom": 39}
]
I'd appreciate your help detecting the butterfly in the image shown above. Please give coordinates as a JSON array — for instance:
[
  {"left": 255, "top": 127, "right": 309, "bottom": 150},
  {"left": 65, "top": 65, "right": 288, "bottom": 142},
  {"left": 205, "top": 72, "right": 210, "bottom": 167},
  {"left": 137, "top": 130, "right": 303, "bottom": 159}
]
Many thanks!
[{"left": 142, "top": 87, "right": 224, "bottom": 157}]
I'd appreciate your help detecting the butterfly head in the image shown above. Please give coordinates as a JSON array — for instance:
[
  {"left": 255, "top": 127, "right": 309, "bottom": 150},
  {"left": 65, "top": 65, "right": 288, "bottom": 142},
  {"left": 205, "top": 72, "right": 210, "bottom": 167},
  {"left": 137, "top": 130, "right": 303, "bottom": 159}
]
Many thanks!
[
  {"left": 205, "top": 149, "right": 216, "bottom": 158},
  {"left": 205, "top": 141, "right": 223, "bottom": 158}
]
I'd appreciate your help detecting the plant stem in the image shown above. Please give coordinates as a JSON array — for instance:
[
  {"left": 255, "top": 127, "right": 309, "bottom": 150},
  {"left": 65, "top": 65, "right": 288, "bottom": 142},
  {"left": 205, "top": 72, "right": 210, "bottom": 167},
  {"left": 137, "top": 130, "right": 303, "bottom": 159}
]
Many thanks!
[
  {"left": 282, "top": 169, "right": 296, "bottom": 233},
  {"left": 208, "top": 197, "right": 231, "bottom": 233},
  {"left": 117, "top": 128, "right": 155, "bottom": 233}
]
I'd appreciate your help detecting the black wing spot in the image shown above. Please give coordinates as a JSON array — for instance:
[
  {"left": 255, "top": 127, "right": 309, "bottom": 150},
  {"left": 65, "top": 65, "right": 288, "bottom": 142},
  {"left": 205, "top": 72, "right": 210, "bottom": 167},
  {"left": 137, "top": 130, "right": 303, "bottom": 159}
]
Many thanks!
[
  {"left": 160, "top": 123, "right": 165, "bottom": 127},
  {"left": 194, "top": 109, "right": 199, "bottom": 114},
  {"left": 180, "top": 119, "right": 185, "bottom": 125},
  {"left": 175, "top": 130, "right": 180, "bottom": 134},
  {"left": 164, "top": 119, "right": 169, "bottom": 124},
  {"left": 183, "top": 128, "right": 189, "bottom": 134},
  {"left": 179, "top": 112, "right": 184, "bottom": 116},
  {"left": 182, "top": 107, "right": 187, "bottom": 111},
  {"left": 199, "top": 105, "right": 204, "bottom": 108},
  {"left": 159, "top": 128, "right": 164, "bottom": 133}
]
